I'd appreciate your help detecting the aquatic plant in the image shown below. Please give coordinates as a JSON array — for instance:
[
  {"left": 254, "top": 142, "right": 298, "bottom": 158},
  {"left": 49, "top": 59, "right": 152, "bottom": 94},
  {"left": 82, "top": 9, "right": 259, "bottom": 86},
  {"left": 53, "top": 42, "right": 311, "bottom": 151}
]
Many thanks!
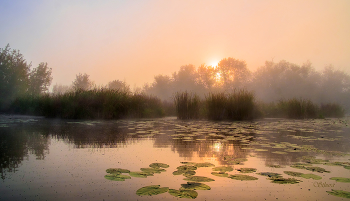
[
  {"left": 319, "top": 103, "right": 345, "bottom": 118},
  {"left": 284, "top": 171, "right": 322, "bottom": 180},
  {"left": 180, "top": 182, "right": 211, "bottom": 190},
  {"left": 106, "top": 168, "right": 130, "bottom": 174},
  {"left": 237, "top": 168, "right": 257, "bottom": 173},
  {"left": 229, "top": 174, "right": 258, "bottom": 181},
  {"left": 269, "top": 177, "right": 302, "bottom": 184},
  {"left": 129, "top": 171, "right": 153, "bottom": 178},
  {"left": 168, "top": 189, "right": 198, "bottom": 199},
  {"left": 184, "top": 176, "right": 215, "bottom": 182},
  {"left": 326, "top": 190, "right": 350, "bottom": 198},
  {"left": 329, "top": 177, "right": 350, "bottom": 183},
  {"left": 256, "top": 172, "right": 282, "bottom": 178},
  {"left": 104, "top": 174, "right": 131, "bottom": 181},
  {"left": 136, "top": 185, "right": 169, "bottom": 196},
  {"left": 174, "top": 91, "right": 200, "bottom": 120},
  {"left": 140, "top": 168, "right": 166, "bottom": 174},
  {"left": 149, "top": 163, "right": 169, "bottom": 169},
  {"left": 212, "top": 166, "right": 233, "bottom": 172},
  {"left": 211, "top": 172, "right": 229, "bottom": 177}
]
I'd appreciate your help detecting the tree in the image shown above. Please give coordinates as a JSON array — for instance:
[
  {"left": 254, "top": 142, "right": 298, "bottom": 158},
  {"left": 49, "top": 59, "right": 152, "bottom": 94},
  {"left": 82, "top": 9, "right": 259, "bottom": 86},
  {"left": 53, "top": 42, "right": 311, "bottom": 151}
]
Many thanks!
[
  {"left": 197, "top": 64, "right": 218, "bottom": 91},
  {"left": 144, "top": 75, "right": 173, "bottom": 100},
  {"left": 52, "top": 84, "right": 71, "bottom": 95},
  {"left": 28, "top": 62, "right": 52, "bottom": 96},
  {"left": 0, "top": 44, "right": 31, "bottom": 109},
  {"left": 72, "top": 73, "right": 93, "bottom": 91},
  {"left": 217, "top": 57, "right": 251, "bottom": 91},
  {"left": 107, "top": 80, "right": 130, "bottom": 93}
]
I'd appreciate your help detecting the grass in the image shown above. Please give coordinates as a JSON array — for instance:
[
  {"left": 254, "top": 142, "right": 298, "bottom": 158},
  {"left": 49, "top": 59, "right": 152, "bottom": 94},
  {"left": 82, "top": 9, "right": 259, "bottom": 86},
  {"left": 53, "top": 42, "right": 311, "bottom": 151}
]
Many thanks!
[
  {"left": 174, "top": 91, "right": 200, "bottom": 120},
  {"left": 9, "top": 89, "right": 166, "bottom": 119}
]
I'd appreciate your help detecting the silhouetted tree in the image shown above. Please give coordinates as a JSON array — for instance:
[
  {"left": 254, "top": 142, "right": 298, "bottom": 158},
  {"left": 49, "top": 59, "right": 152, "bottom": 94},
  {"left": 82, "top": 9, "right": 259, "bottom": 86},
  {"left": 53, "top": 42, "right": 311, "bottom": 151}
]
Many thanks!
[
  {"left": 197, "top": 64, "right": 218, "bottom": 91},
  {"left": 72, "top": 73, "right": 93, "bottom": 91},
  {"left": 144, "top": 75, "right": 173, "bottom": 101},
  {"left": 52, "top": 83, "right": 71, "bottom": 95},
  {"left": 107, "top": 80, "right": 131, "bottom": 93},
  {"left": 0, "top": 44, "right": 31, "bottom": 109},
  {"left": 217, "top": 57, "right": 251, "bottom": 91},
  {"left": 28, "top": 62, "right": 52, "bottom": 96}
]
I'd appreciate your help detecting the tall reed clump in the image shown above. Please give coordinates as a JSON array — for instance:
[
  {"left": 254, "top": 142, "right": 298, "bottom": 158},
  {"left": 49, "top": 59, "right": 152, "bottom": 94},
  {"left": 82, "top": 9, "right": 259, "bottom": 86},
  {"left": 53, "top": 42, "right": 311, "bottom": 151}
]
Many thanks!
[
  {"left": 205, "top": 89, "right": 257, "bottom": 121},
  {"left": 277, "top": 98, "right": 318, "bottom": 119},
  {"left": 9, "top": 89, "right": 166, "bottom": 119},
  {"left": 174, "top": 91, "right": 200, "bottom": 120},
  {"left": 319, "top": 103, "right": 345, "bottom": 118}
]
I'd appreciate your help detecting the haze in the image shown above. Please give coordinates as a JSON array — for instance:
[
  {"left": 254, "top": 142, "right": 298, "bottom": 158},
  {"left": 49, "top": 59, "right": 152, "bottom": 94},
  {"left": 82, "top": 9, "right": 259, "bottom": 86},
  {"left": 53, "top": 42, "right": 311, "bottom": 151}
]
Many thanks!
[{"left": 1, "top": 0, "right": 349, "bottom": 88}]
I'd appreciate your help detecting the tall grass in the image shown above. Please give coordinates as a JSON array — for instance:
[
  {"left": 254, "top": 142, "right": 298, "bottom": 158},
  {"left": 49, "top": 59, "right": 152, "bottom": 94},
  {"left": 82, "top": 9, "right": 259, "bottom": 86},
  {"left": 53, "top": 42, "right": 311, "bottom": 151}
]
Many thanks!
[
  {"left": 319, "top": 103, "right": 345, "bottom": 118},
  {"left": 205, "top": 89, "right": 256, "bottom": 120},
  {"left": 174, "top": 91, "right": 200, "bottom": 120},
  {"left": 9, "top": 89, "right": 166, "bottom": 119}
]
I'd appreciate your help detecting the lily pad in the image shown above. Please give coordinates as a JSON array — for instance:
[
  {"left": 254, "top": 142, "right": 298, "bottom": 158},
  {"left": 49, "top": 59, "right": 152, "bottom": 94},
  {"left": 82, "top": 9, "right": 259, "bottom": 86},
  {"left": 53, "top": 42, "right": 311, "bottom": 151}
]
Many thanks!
[
  {"left": 184, "top": 176, "right": 215, "bottom": 182},
  {"left": 326, "top": 189, "right": 350, "bottom": 198},
  {"left": 180, "top": 182, "right": 211, "bottom": 190},
  {"left": 257, "top": 172, "right": 282, "bottom": 178},
  {"left": 106, "top": 168, "right": 130, "bottom": 174},
  {"left": 212, "top": 166, "right": 233, "bottom": 172},
  {"left": 195, "top": 162, "right": 215, "bottom": 167},
  {"left": 229, "top": 174, "right": 258, "bottom": 181},
  {"left": 149, "top": 163, "right": 169, "bottom": 169},
  {"left": 129, "top": 171, "right": 153, "bottom": 178},
  {"left": 330, "top": 177, "right": 350, "bottom": 183},
  {"left": 136, "top": 185, "right": 169, "bottom": 196},
  {"left": 269, "top": 177, "right": 302, "bottom": 184},
  {"left": 168, "top": 189, "right": 198, "bottom": 199},
  {"left": 211, "top": 172, "right": 229, "bottom": 177},
  {"left": 300, "top": 174, "right": 322, "bottom": 180},
  {"left": 237, "top": 168, "right": 257, "bottom": 173},
  {"left": 305, "top": 166, "right": 330, "bottom": 173},
  {"left": 266, "top": 165, "right": 285, "bottom": 168},
  {"left": 140, "top": 168, "right": 166, "bottom": 174},
  {"left": 284, "top": 171, "right": 303, "bottom": 177},
  {"left": 104, "top": 174, "right": 131, "bottom": 181},
  {"left": 226, "top": 158, "right": 247, "bottom": 165}
]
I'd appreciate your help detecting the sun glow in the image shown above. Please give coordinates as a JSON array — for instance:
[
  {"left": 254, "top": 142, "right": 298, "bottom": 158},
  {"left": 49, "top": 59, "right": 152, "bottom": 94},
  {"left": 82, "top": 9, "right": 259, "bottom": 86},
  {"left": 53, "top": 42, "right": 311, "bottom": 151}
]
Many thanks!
[{"left": 210, "top": 60, "right": 219, "bottom": 67}]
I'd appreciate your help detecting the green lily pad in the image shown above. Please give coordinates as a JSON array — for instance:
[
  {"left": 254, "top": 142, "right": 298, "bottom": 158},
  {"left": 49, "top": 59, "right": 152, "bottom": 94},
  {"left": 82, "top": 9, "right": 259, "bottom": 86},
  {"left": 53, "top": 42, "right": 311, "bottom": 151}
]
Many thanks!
[
  {"left": 326, "top": 189, "right": 350, "bottom": 198},
  {"left": 180, "top": 182, "right": 211, "bottom": 190},
  {"left": 229, "top": 174, "right": 258, "bottom": 181},
  {"left": 136, "top": 185, "right": 169, "bottom": 196},
  {"left": 104, "top": 174, "right": 131, "bottom": 181},
  {"left": 212, "top": 166, "right": 233, "bottom": 172},
  {"left": 300, "top": 174, "right": 322, "bottom": 180},
  {"left": 184, "top": 176, "right": 215, "bottom": 182},
  {"left": 237, "top": 168, "right": 257, "bottom": 173},
  {"left": 266, "top": 165, "right": 285, "bottom": 168},
  {"left": 211, "top": 172, "right": 229, "bottom": 177},
  {"left": 168, "top": 189, "right": 198, "bottom": 199},
  {"left": 305, "top": 166, "right": 330, "bottom": 173},
  {"left": 181, "top": 162, "right": 197, "bottom": 166},
  {"left": 269, "top": 177, "right": 302, "bottom": 184},
  {"left": 226, "top": 158, "right": 247, "bottom": 165},
  {"left": 284, "top": 171, "right": 303, "bottom": 177},
  {"left": 257, "top": 172, "right": 282, "bottom": 178},
  {"left": 330, "top": 177, "right": 350, "bottom": 183},
  {"left": 271, "top": 151, "right": 288, "bottom": 154},
  {"left": 177, "top": 165, "right": 197, "bottom": 171},
  {"left": 106, "top": 168, "right": 130, "bottom": 174},
  {"left": 195, "top": 162, "right": 215, "bottom": 167},
  {"left": 149, "top": 163, "right": 169, "bottom": 169},
  {"left": 140, "top": 168, "right": 166, "bottom": 174},
  {"left": 129, "top": 171, "right": 153, "bottom": 178}
]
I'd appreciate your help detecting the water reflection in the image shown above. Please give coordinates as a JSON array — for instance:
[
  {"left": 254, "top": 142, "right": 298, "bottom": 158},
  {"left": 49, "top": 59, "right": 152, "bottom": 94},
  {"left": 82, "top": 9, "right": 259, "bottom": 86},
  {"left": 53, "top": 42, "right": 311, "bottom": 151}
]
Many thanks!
[{"left": 0, "top": 115, "right": 349, "bottom": 182}]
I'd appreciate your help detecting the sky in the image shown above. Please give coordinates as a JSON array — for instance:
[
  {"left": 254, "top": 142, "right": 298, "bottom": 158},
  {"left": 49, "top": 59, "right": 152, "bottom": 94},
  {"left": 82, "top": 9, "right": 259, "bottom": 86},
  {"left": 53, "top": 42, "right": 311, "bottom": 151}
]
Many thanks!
[{"left": 1, "top": 0, "right": 350, "bottom": 90}]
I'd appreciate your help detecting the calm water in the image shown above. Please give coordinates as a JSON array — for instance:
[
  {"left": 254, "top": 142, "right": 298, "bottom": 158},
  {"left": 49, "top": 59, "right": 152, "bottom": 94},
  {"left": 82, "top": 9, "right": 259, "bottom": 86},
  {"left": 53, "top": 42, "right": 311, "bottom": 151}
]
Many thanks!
[{"left": 0, "top": 115, "right": 349, "bottom": 201}]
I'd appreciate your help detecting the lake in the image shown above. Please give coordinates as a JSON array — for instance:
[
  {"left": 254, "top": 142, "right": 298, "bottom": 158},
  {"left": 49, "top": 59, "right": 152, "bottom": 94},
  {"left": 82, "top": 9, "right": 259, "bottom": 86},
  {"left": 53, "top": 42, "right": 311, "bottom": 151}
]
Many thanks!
[{"left": 0, "top": 115, "right": 349, "bottom": 200}]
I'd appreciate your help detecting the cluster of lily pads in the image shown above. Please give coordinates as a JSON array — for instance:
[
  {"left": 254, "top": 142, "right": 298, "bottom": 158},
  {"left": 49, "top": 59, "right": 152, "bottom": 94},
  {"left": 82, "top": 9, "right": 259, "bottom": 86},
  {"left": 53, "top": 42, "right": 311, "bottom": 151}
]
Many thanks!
[{"left": 105, "top": 157, "right": 350, "bottom": 199}]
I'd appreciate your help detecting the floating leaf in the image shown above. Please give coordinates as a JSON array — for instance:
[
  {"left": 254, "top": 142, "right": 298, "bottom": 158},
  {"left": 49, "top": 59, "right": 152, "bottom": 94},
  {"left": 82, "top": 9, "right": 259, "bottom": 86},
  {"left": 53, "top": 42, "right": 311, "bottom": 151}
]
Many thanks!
[
  {"left": 326, "top": 190, "right": 350, "bottom": 198},
  {"left": 129, "top": 171, "right": 153, "bottom": 178},
  {"left": 266, "top": 165, "right": 285, "bottom": 168},
  {"left": 140, "top": 168, "right": 166, "bottom": 174},
  {"left": 168, "top": 189, "right": 198, "bottom": 199},
  {"left": 104, "top": 174, "right": 131, "bottom": 181},
  {"left": 269, "top": 177, "right": 302, "bottom": 184},
  {"left": 272, "top": 151, "right": 288, "bottom": 155},
  {"left": 212, "top": 166, "right": 233, "bottom": 172},
  {"left": 149, "top": 163, "right": 169, "bottom": 169},
  {"left": 106, "top": 168, "right": 130, "bottom": 174},
  {"left": 180, "top": 182, "right": 211, "bottom": 190},
  {"left": 330, "top": 177, "right": 350, "bottom": 183},
  {"left": 257, "top": 172, "right": 282, "bottom": 178},
  {"left": 136, "top": 185, "right": 169, "bottom": 196},
  {"left": 237, "top": 168, "right": 257, "bottom": 173},
  {"left": 184, "top": 176, "right": 215, "bottom": 182},
  {"left": 211, "top": 172, "right": 229, "bottom": 177},
  {"left": 300, "top": 174, "right": 322, "bottom": 180},
  {"left": 195, "top": 162, "right": 215, "bottom": 167},
  {"left": 229, "top": 174, "right": 258, "bottom": 181},
  {"left": 284, "top": 171, "right": 303, "bottom": 177}
]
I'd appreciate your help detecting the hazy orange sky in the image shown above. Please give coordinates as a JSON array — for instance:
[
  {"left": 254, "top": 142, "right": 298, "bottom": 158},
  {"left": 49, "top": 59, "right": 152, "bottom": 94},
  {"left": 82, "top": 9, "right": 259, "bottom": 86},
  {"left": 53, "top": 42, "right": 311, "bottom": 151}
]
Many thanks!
[{"left": 1, "top": 0, "right": 349, "bottom": 89}]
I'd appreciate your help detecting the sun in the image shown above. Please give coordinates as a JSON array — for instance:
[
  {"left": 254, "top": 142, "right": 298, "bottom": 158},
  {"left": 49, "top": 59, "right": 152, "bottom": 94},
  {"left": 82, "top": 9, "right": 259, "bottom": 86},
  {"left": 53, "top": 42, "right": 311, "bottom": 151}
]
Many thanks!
[{"left": 209, "top": 60, "right": 219, "bottom": 67}]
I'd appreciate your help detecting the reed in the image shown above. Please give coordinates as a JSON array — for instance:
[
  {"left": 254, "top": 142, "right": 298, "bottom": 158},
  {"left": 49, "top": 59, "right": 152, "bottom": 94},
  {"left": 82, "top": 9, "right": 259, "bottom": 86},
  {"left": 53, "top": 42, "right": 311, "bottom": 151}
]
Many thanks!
[
  {"left": 319, "top": 103, "right": 345, "bottom": 118},
  {"left": 174, "top": 91, "right": 200, "bottom": 120}
]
